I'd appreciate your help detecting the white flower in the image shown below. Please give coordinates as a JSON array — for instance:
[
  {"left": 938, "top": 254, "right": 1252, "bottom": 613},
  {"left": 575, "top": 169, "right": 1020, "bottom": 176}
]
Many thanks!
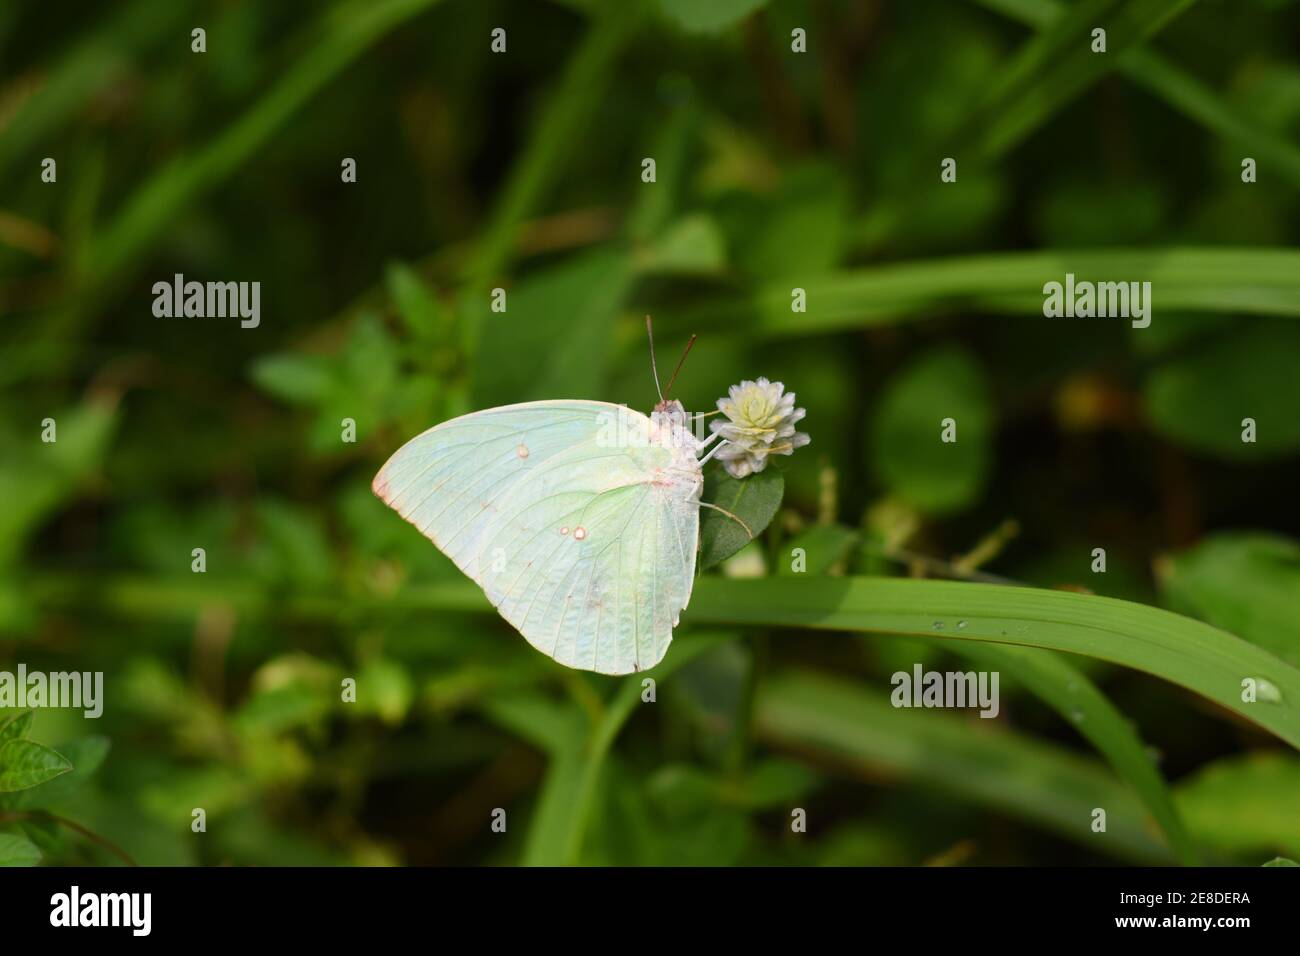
[{"left": 709, "top": 377, "right": 809, "bottom": 478}]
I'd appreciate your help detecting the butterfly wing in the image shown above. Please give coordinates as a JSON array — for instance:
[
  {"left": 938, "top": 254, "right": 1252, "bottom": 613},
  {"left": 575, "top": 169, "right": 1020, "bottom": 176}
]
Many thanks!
[{"left": 372, "top": 400, "right": 701, "bottom": 674}]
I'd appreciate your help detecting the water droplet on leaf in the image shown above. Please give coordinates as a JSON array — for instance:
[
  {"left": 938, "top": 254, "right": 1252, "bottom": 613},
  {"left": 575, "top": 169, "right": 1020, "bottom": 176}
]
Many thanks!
[{"left": 1257, "top": 679, "right": 1283, "bottom": 703}]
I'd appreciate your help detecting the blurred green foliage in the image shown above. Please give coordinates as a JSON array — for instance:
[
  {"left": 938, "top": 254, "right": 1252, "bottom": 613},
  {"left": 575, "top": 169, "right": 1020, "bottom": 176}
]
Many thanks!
[{"left": 2, "top": 0, "right": 1300, "bottom": 866}]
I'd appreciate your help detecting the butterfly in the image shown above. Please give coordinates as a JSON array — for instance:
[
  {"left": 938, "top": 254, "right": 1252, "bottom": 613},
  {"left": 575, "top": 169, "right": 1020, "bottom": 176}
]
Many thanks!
[{"left": 372, "top": 322, "right": 740, "bottom": 675}]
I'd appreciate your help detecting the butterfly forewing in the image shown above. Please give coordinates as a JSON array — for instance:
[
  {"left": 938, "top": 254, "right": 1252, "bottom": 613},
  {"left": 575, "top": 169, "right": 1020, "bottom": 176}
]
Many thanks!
[{"left": 373, "top": 400, "right": 701, "bottom": 674}]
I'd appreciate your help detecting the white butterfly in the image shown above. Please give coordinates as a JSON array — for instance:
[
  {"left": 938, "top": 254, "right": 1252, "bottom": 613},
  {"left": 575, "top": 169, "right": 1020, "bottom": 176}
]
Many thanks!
[{"left": 372, "top": 328, "right": 733, "bottom": 675}]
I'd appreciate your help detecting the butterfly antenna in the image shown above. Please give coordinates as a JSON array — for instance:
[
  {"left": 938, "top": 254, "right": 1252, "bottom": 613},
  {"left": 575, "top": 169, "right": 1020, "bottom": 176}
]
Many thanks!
[
  {"left": 645, "top": 315, "right": 665, "bottom": 403},
  {"left": 664, "top": 333, "right": 697, "bottom": 399}
]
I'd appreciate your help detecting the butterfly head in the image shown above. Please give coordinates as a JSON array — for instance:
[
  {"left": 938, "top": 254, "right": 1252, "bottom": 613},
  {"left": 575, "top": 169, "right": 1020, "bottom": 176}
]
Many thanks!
[
  {"left": 652, "top": 397, "right": 690, "bottom": 435},
  {"left": 653, "top": 397, "right": 686, "bottom": 420},
  {"left": 650, "top": 398, "right": 702, "bottom": 454}
]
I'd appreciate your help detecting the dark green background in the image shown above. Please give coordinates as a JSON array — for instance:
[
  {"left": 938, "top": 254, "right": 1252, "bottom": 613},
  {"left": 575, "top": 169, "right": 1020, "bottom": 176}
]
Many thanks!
[{"left": 2, "top": 0, "right": 1299, "bottom": 866}]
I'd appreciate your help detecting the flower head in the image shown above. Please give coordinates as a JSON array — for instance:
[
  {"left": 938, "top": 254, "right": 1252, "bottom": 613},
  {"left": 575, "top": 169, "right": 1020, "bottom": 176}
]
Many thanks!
[{"left": 709, "top": 377, "right": 809, "bottom": 478}]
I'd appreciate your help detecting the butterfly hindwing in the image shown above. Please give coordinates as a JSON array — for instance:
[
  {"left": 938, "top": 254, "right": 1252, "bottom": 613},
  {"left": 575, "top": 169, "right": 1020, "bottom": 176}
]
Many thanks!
[{"left": 373, "top": 400, "right": 701, "bottom": 674}]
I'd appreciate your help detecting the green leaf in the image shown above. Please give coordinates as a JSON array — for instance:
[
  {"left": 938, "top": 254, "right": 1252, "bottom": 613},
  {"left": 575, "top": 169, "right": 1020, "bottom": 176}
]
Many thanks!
[
  {"left": 0, "top": 1, "right": 190, "bottom": 180},
  {"left": 355, "top": 658, "right": 414, "bottom": 725},
  {"left": 461, "top": 4, "right": 641, "bottom": 320},
  {"left": 670, "top": 248, "right": 1300, "bottom": 339},
  {"left": 1161, "top": 533, "right": 1300, "bottom": 668},
  {"left": 234, "top": 684, "right": 332, "bottom": 737},
  {"left": 730, "top": 164, "right": 851, "bottom": 279},
  {"left": 1034, "top": 180, "right": 1167, "bottom": 246},
  {"left": 2, "top": 736, "right": 110, "bottom": 810},
  {"left": 57, "top": 572, "right": 1300, "bottom": 749},
  {"left": 965, "top": 0, "right": 1197, "bottom": 161},
  {"left": 755, "top": 670, "right": 1174, "bottom": 863},
  {"left": 517, "top": 635, "right": 730, "bottom": 866},
  {"left": 0, "top": 712, "right": 33, "bottom": 742},
  {"left": 480, "top": 692, "right": 588, "bottom": 755},
  {"left": 0, "top": 739, "right": 74, "bottom": 793},
  {"left": 0, "top": 832, "right": 41, "bottom": 867},
  {"left": 667, "top": 640, "right": 750, "bottom": 761},
  {"left": 84, "top": 0, "right": 451, "bottom": 280},
  {"left": 601, "top": 756, "right": 751, "bottom": 865},
  {"left": 656, "top": 0, "right": 769, "bottom": 33},
  {"left": 137, "top": 765, "right": 255, "bottom": 828},
  {"left": 871, "top": 347, "right": 993, "bottom": 515},
  {"left": 955, "top": 642, "right": 1197, "bottom": 863},
  {"left": 209, "top": 807, "right": 354, "bottom": 867},
  {"left": 726, "top": 758, "right": 821, "bottom": 810},
  {"left": 0, "top": 400, "right": 117, "bottom": 568},
  {"left": 646, "top": 764, "right": 732, "bottom": 817},
  {"left": 1175, "top": 754, "right": 1300, "bottom": 858},
  {"left": 968, "top": 0, "right": 1300, "bottom": 190},
  {"left": 1144, "top": 324, "right": 1300, "bottom": 461},
  {"left": 385, "top": 262, "right": 448, "bottom": 341},
  {"left": 470, "top": 249, "right": 633, "bottom": 408},
  {"left": 249, "top": 353, "right": 335, "bottom": 406},
  {"left": 340, "top": 313, "right": 401, "bottom": 404},
  {"left": 1263, "top": 857, "right": 1299, "bottom": 867},
  {"left": 645, "top": 760, "right": 815, "bottom": 817},
  {"left": 626, "top": 104, "right": 698, "bottom": 240},
  {"left": 778, "top": 525, "right": 860, "bottom": 576},
  {"left": 699, "top": 468, "right": 784, "bottom": 570},
  {"left": 244, "top": 500, "right": 337, "bottom": 588},
  {"left": 634, "top": 214, "right": 727, "bottom": 276},
  {"left": 1127, "top": 51, "right": 1300, "bottom": 191},
  {"left": 684, "top": 576, "right": 1300, "bottom": 749},
  {"left": 858, "top": 174, "right": 1007, "bottom": 257}
]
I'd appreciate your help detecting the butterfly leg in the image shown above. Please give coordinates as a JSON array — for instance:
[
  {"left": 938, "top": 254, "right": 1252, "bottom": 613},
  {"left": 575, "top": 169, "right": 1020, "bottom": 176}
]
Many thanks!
[
  {"left": 698, "top": 438, "right": 729, "bottom": 466},
  {"left": 698, "top": 500, "right": 753, "bottom": 539},
  {"left": 697, "top": 431, "right": 723, "bottom": 453}
]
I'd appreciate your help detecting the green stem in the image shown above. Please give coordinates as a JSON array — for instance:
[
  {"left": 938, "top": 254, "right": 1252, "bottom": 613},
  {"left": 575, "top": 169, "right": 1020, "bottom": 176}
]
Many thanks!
[{"left": 0, "top": 811, "right": 137, "bottom": 867}]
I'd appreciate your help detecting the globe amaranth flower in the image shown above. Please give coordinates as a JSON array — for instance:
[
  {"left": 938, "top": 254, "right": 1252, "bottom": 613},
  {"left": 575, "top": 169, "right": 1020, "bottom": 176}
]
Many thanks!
[{"left": 709, "top": 377, "right": 809, "bottom": 478}]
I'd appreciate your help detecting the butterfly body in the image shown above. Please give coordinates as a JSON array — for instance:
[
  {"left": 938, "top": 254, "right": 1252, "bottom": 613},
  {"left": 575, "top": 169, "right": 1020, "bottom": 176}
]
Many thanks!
[{"left": 373, "top": 399, "right": 702, "bottom": 674}]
